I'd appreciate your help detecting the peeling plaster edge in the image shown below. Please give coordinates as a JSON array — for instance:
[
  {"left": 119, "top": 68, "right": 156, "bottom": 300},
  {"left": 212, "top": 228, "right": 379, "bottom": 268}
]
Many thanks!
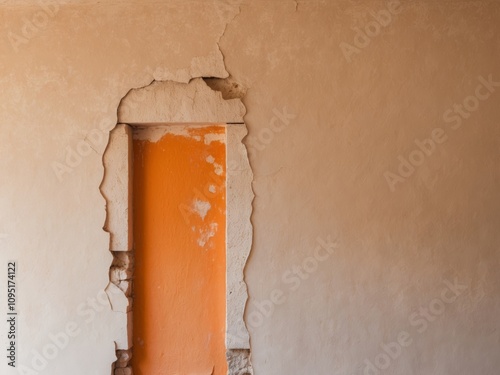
[
  {"left": 226, "top": 125, "right": 253, "bottom": 352},
  {"left": 100, "top": 123, "right": 134, "bottom": 375},
  {"left": 235, "top": 109, "right": 256, "bottom": 375},
  {"left": 215, "top": 7, "right": 256, "bottom": 370},
  {"left": 117, "top": 77, "right": 245, "bottom": 124},
  {"left": 114, "top": 44, "right": 234, "bottom": 122},
  {"left": 226, "top": 349, "right": 254, "bottom": 375},
  {"left": 100, "top": 74, "right": 255, "bottom": 374}
]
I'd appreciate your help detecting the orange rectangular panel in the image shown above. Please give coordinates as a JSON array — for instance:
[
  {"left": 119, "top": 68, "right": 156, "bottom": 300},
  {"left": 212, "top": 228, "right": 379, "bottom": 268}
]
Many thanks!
[{"left": 132, "top": 126, "right": 227, "bottom": 375}]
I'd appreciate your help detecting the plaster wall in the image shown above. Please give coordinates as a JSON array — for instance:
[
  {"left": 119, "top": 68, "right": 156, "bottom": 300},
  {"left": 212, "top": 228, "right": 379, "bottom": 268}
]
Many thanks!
[{"left": 0, "top": 1, "right": 499, "bottom": 375}]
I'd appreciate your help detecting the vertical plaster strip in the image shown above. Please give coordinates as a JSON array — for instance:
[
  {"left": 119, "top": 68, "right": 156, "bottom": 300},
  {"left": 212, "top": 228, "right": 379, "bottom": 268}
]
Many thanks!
[
  {"left": 226, "top": 125, "right": 254, "bottom": 374},
  {"left": 226, "top": 127, "right": 252, "bottom": 344},
  {"left": 101, "top": 124, "right": 134, "bottom": 374},
  {"left": 102, "top": 124, "right": 133, "bottom": 252}
]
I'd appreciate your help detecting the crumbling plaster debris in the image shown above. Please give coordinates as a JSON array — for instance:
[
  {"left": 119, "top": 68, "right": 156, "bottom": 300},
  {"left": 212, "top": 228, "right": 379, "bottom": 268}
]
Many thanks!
[{"left": 226, "top": 349, "right": 253, "bottom": 375}]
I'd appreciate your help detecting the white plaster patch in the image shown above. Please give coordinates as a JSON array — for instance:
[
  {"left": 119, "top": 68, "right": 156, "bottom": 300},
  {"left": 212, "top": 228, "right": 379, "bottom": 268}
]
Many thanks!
[
  {"left": 133, "top": 125, "right": 190, "bottom": 143},
  {"left": 206, "top": 155, "right": 215, "bottom": 164},
  {"left": 192, "top": 199, "right": 211, "bottom": 220},
  {"left": 213, "top": 163, "right": 223, "bottom": 176},
  {"left": 208, "top": 185, "right": 216, "bottom": 193},
  {"left": 197, "top": 222, "right": 218, "bottom": 248},
  {"left": 204, "top": 133, "right": 226, "bottom": 145},
  {"left": 102, "top": 124, "right": 133, "bottom": 251}
]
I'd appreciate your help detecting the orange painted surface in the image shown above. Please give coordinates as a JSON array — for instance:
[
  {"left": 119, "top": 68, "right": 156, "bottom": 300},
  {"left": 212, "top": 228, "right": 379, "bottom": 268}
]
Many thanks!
[{"left": 132, "top": 126, "right": 227, "bottom": 375}]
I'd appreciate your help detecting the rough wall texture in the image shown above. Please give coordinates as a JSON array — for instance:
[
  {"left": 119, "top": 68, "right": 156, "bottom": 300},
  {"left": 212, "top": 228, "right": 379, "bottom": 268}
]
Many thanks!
[
  {"left": 1, "top": 1, "right": 499, "bottom": 375},
  {"left": 118, "top": 78, "right": 246, "bottom": 124}
]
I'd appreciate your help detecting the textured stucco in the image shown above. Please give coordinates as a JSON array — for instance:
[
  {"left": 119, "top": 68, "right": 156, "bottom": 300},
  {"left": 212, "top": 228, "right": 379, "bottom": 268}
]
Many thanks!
[
  {"left": 227, "top": 125, "right": 253, "bottom": 350},
  {"left": 101, "top": 124, "right": 133, "bottom": 252},
  {"left": 119, "top": 78, "right": 246, "bottom": 124},
  {"left": 1, "top": 1, "right": 500, "bottom": 375}
]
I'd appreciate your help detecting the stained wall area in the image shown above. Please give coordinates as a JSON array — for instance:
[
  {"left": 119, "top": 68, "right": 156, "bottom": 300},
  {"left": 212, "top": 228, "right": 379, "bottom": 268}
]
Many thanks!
[{"left": 0, "top": 1, "right": 500, "bottom": 375}]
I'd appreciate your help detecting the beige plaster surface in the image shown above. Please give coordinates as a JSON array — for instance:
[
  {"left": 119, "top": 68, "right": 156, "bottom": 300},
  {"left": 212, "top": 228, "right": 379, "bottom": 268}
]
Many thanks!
[{"left": 0, "top": 1, "right": 499, "bottom": 374}]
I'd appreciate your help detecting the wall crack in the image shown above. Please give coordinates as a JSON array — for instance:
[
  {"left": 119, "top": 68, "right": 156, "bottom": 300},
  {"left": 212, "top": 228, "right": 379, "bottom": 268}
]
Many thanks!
[{"left": 216, "top": 2, "right": 243, "bottom": 69}]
